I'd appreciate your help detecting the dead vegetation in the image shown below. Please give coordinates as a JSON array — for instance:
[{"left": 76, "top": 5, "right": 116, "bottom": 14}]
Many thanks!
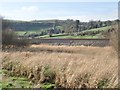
[
  {"left": 109, "top": 25, "right": 118, "bottom": 53},
  {"left": 2, "top": 45, "right": 118, "bottom": 88}
]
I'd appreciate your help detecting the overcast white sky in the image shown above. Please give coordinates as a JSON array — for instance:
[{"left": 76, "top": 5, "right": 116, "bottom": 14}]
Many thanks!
[{"left": 0, "top": 1, "right": 119, "bottom": 21}]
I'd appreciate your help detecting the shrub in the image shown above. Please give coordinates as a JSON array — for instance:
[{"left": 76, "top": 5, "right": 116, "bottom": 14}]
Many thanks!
[
  {"left": 14, "top": 38, "right": 30, "bottom": 47},
  {"left": 2, "top": 30, "right": 17, "bottom": 46},
  {"left": 2, "top": 29, "right": 30, "bottom": 48}
]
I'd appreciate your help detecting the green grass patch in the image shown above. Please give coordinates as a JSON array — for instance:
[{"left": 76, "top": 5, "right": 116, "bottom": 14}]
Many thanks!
[
  {"left": 0, "top": 70, "right": 2, "bottom": 74},
  {"left": 15, "top": 28, "right": 49, "bottom": 36},
  {"left": 81, "top": 26, "right": 111, "bottom": 33},
  {"left": 40, "top": 83, "right": 55, "bottom": 90},
  {"left": 2, "top": 70, "right": 33, "bottom": 88},
  {"left": 15, "top": 31, "right": 40, "bottom": 36},
  {"left": 2, "top": 76, "right": 32, "bottom": 88},
  {"left": 0, "top": 83, "right": 2, "bottom": 90},
  {"left": 1, "top": 69, "right": 56, "bottom": 89},
  {"left": 97, "top": 79, "right": 109, "bottom": 89},
  {"left": 15, "top": 26, "right": 111, "bottom": 39},
  {"left": 38, "top": 34, "right": 99, "bottom": 39}
]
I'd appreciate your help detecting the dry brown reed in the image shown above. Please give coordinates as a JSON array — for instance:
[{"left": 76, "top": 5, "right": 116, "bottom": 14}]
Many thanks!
[{"left": 2, "top": 45, "right": 118, "bottom": 88}]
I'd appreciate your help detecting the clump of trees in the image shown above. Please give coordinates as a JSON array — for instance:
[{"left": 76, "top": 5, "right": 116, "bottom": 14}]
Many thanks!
[
  {"left": 62, "top": 19, "right": 80, "bottom": 35},
  {"left": 61, "top": 19, "right": 116, "bottom": 36}
]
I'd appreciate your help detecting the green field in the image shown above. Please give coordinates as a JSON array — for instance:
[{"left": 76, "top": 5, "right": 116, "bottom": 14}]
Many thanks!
[
  {"left": 15, "top": 26, "right": 63, "bottom": 36},
  {"left": 15, "top": 31, "right": 39, "bottom": 35},
  {"left": 38, "top": 34, "right": 99, "bottom": 39},
  {"left": 81, "top": 26, "right": 111, "bottom": 33},
  {"left": 15, "top": 26, "right": 111, "bottom": 39},
  {"left": 15, "top": 30, "right": 44, "bottom": 36}
]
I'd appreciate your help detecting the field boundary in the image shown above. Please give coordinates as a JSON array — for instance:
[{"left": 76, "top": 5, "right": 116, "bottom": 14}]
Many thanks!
[{"left": 30, "top": 38, "right": 110, "bottom": 47}]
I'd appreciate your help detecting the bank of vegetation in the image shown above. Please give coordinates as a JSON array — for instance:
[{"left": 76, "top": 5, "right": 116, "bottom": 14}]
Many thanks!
[{"left": 1, "top": 18, "right": 119, "bottom": 89}]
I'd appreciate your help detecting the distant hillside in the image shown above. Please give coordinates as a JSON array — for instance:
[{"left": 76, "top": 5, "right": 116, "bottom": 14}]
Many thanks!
[
  {"left": 31, "top": 19, "right": 65, "bottom": 24},
  {"left": 8, "top": 20, "right": 54, "bottom": 31},
  {"left": 3, "top": 19, "right": 118, "bottom": 32}
]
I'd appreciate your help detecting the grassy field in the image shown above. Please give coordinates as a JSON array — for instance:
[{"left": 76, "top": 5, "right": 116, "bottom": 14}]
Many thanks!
[
  {"left": 2, "top": 45, "right": 118, "bottom": 88},
  {"left": 15, "top": 30, "right": 42, "bottom": 36},
  {"left": 15, "top": 26, "right": 111, "bottom": 39},
  {"left": 15, "top": 28, "right": 49, "bottom": 36},
  {"left": 81, "top": 26, "right": 111, "bottom": 33},
  {"left": 37, "top": 34, "right": 99, "bottom": 38}
]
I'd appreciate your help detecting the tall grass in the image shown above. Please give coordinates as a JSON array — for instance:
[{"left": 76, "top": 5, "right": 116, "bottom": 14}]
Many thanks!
[
  {"left": 2, "top": 45, "right": 118, "bottom": 88},
  {"left": 109, "top": 25, "right": 118, "bottom": 53}
]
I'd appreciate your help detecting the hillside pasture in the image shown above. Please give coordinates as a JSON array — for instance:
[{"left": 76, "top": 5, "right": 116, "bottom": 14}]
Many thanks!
[
  {"left": 81, "top": 26, "right": 111, "bottom": 32},
  {"left": 15, "top": 26, "right": 111, "bottom": 39}
]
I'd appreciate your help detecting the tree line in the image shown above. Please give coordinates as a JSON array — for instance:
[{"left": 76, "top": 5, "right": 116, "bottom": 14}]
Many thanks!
[
  {"left": 2, "top": 19, "right": 119, "bottom": 38},
  {"left": 3, "top": 19, "right": 118, "bottom": 31}
]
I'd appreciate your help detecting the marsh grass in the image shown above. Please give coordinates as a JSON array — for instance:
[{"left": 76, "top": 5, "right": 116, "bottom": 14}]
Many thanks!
[{"left": 2, "top": 45, "right": 118, "bottom": 88}]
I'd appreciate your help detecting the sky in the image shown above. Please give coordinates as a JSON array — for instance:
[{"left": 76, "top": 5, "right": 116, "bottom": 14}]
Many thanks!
[{"left": 0, "top": 1, "right": 119, "bottom": 22}]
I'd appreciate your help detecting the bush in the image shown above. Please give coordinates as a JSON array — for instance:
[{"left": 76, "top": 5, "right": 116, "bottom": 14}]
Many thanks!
[
  {"left": 2, "top": 29, "right": 30, "bottom": 48},
  {"left": 2, "top": 30, "right": 17, "bottom": 46},
  {"left": 14, "top": 38, "right": 30, "bottom": 47}
]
